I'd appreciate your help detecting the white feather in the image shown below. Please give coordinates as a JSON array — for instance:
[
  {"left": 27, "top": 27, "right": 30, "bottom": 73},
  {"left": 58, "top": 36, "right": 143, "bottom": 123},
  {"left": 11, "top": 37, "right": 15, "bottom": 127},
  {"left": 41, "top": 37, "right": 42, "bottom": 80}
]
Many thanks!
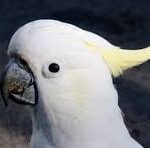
[{"left": 8, "top": 20, "right": 143, "bottom": 148}]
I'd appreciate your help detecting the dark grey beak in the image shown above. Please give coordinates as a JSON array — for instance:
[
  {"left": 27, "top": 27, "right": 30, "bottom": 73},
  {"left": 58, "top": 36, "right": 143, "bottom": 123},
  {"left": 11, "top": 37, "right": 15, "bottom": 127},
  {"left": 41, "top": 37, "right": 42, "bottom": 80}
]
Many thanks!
[{"left": 0, "top": 58, "right": 38, "bottom": 106}]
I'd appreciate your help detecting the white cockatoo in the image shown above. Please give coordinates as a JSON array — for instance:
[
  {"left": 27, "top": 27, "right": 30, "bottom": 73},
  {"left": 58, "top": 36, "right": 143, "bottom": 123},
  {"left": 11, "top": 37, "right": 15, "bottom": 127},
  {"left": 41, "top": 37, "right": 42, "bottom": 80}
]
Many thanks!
[{"left": 1, "top": 20, "right": 150, "bottom": 148}]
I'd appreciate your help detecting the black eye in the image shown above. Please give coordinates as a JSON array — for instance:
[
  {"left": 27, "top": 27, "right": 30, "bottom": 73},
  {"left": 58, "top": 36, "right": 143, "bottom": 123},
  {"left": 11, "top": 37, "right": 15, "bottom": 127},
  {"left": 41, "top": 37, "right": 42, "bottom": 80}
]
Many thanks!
[{"left": 48, "top": 63, "right": 60, "bottom": 73}]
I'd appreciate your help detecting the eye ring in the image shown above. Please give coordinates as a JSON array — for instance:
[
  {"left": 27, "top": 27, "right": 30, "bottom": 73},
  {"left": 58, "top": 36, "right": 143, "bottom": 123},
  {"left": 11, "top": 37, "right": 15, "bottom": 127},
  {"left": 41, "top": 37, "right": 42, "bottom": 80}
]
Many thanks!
[
  {"left": 48, "top": 63, "right": 60, "bottom": 73},
  {"left": 42, "top": 60, "right": 64, "bottom": 79}
]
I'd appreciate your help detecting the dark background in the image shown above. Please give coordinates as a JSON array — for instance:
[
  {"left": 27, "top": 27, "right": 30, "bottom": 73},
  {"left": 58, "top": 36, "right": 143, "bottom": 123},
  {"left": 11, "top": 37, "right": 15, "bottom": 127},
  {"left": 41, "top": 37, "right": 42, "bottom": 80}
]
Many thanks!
[{"left": 0, "top": 0, "right": 150, "bottom": 147}]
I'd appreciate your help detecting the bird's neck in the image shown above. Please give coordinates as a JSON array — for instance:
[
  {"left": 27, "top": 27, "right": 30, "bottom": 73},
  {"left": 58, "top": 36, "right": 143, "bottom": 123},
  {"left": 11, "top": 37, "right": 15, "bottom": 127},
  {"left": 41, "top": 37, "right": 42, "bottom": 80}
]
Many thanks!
[{"left": 30, "top": 98, "right": 142, "bottom": 148}]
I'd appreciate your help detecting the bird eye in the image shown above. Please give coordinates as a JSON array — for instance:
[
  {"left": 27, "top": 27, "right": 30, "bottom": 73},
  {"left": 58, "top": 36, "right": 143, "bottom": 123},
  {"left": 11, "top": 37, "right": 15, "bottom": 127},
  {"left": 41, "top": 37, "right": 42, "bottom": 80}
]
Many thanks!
[
  {"left": 42, "top": 59, "right": 63, "bottom": 79},
  {"left": 48, "top": 63, "right": 60, "bottom": 73}
]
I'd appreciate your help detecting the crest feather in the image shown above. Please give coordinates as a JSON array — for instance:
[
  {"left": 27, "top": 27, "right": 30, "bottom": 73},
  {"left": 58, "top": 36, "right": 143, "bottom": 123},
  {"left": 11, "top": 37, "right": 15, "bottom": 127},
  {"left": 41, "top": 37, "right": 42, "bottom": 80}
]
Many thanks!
[{"left": 85, "top": 41, "right": 150, "bottom": 77}]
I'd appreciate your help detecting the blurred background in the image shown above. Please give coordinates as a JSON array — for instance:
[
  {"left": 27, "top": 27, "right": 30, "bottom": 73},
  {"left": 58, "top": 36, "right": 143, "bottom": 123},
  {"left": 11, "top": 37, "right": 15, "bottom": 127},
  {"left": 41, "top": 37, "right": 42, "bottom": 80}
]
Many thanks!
[{"left": 0, "top": 0, "right": 150, "bottom": 147}]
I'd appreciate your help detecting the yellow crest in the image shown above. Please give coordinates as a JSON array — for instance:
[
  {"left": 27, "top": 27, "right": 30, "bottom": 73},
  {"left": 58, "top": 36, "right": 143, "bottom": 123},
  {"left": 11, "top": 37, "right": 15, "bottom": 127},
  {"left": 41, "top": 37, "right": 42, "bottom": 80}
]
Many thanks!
[{"left": 85, "top": 41, "right": 150, "bottom": 77}]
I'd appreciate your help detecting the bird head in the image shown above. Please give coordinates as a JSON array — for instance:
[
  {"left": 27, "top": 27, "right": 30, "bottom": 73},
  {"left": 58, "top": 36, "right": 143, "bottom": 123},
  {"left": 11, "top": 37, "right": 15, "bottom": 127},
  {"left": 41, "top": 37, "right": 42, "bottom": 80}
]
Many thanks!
[
  {"left": 0, "top": 19, "right": 150, "bottom": 115},
  {"left": 1, "top": 20, "right": 114, "bottom": 112}
]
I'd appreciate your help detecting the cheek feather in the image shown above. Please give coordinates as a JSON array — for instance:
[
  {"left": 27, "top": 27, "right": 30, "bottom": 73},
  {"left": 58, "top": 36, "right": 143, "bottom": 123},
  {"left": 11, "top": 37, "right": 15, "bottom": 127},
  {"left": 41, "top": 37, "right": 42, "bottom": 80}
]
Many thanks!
[{"left": 66, "top": 70, "right": 93, "bottom": 107}]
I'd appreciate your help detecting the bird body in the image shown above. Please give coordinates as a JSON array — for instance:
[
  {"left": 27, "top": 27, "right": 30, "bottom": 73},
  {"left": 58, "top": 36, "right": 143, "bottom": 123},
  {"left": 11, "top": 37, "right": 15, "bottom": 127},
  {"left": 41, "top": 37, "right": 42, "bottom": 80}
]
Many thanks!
[{"left": 1, "top": 20, "right": 149, "bottom": 148}]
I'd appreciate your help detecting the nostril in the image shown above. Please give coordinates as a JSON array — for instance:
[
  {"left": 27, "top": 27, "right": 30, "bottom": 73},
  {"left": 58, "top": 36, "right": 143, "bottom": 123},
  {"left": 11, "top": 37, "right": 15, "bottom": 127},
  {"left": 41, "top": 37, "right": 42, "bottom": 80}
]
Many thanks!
[{"left": 17, "top": 57, "right": 28, "bottom": 70}]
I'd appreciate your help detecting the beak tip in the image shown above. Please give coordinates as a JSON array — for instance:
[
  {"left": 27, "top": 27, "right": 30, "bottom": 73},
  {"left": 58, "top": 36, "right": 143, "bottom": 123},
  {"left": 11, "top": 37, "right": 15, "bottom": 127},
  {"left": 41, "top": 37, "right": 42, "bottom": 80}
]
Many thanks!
[
  {"left": 0, "top": 89, "right": 8, "bottom": 107},
  {"left": 0, "top": 70, "right": 8, "bottom": 107}
]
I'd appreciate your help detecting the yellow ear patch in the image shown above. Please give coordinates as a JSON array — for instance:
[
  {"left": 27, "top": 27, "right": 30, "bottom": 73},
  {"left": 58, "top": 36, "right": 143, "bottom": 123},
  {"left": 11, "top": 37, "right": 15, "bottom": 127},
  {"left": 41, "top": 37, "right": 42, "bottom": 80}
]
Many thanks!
[{"left": 84, "top": 40, "right": 150, "bottom": 77}]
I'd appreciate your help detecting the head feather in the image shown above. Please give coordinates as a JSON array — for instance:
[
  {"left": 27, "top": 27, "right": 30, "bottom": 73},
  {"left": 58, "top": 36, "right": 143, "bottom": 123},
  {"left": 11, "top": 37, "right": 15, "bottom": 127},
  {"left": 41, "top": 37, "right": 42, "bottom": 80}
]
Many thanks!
[{"left": 85, "top": 41, "right": 150, "bottom": 77}]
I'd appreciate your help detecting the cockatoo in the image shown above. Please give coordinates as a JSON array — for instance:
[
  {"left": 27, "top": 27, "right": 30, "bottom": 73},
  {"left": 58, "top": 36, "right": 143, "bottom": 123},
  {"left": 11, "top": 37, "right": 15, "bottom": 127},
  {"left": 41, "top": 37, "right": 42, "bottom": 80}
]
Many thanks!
[{"left": 1, "top": 20, "right": 150, "bottom": 148}]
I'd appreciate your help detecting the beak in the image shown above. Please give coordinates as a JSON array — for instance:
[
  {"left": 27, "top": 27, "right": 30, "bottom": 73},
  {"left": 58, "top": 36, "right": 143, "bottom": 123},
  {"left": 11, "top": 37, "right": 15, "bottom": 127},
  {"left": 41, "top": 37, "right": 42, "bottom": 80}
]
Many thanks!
[{"left": 0, "top": 58, "right": 38, "bottom": 106}]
